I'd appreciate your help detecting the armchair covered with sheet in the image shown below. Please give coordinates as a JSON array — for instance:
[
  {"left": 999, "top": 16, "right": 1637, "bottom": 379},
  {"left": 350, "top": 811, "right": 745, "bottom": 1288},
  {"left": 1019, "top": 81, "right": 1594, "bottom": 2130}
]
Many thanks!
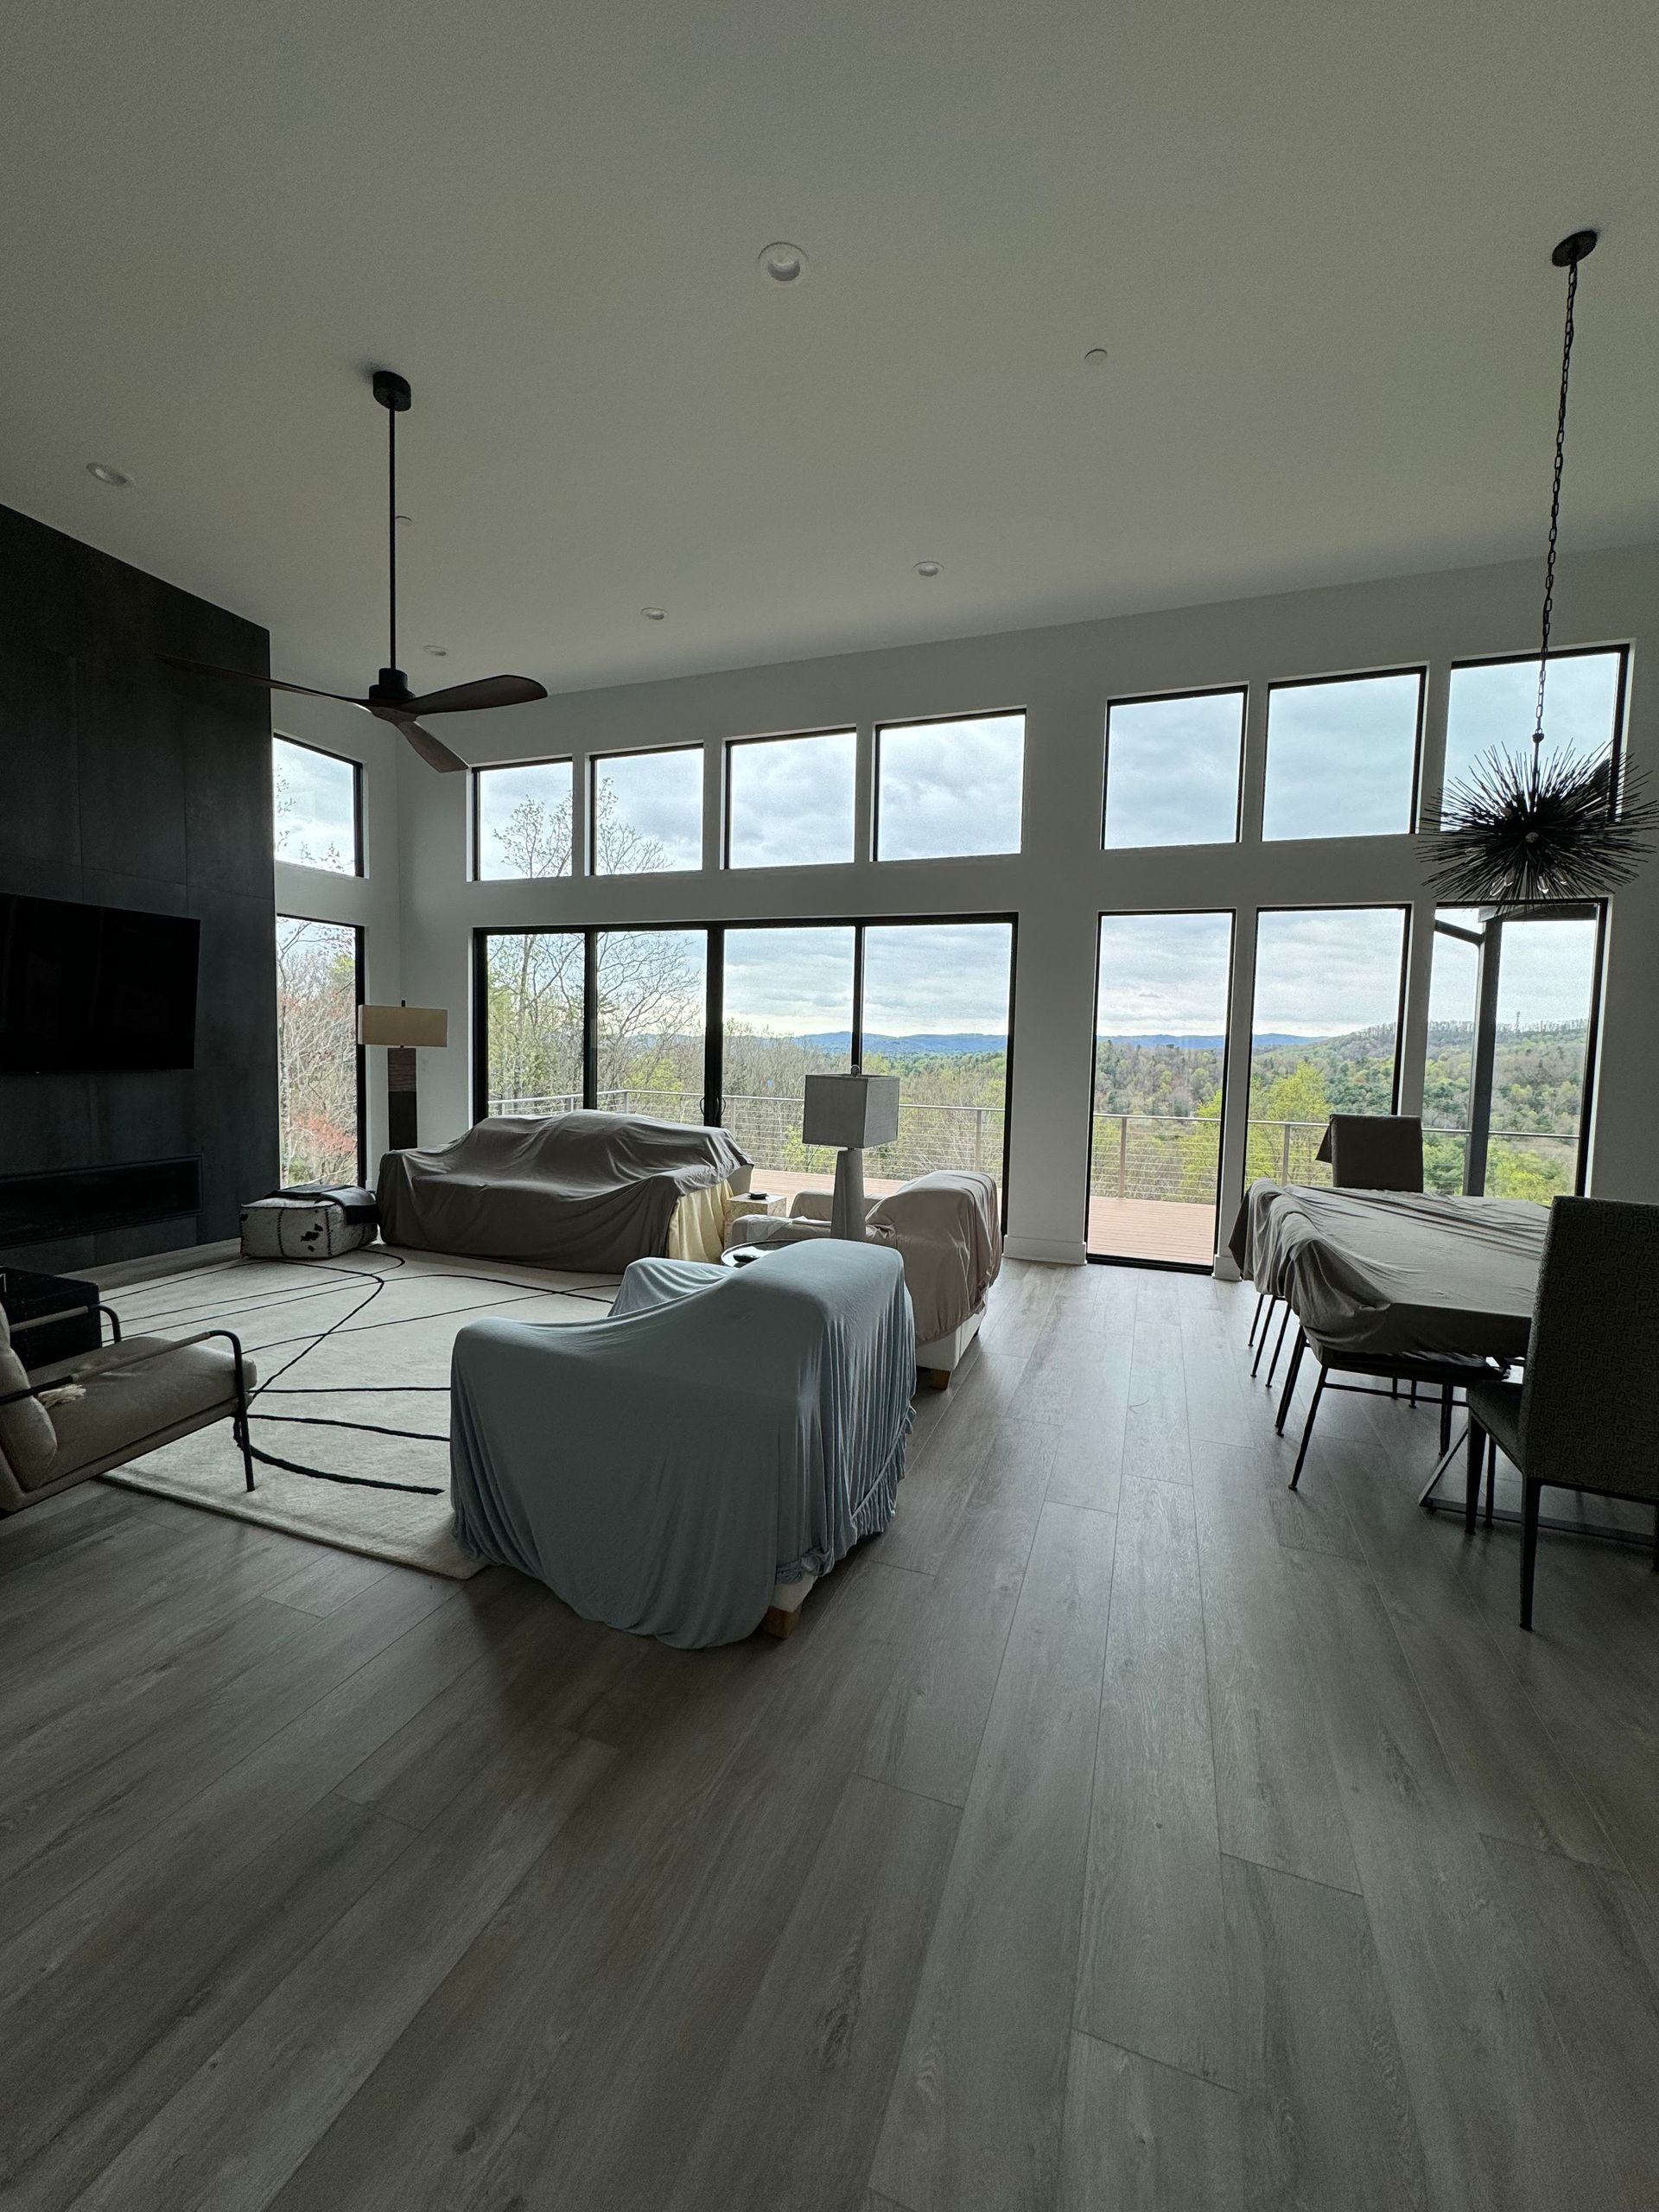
[
  {"left": 448, "top": 1238, "right": 915, "bottom": 1647},
  {"left": 723, "top": 1169, "right": 1001, "bottom": 1378}
]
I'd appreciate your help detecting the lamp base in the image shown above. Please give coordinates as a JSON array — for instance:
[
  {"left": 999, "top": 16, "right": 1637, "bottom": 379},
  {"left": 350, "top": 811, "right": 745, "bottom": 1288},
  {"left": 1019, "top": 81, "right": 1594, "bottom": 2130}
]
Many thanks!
[
  {"left": 387, "top": 1046, "right": 419, "bottom": 1152},
  {"left": 830, "top": 1147, "right": 867, "bottom": 1241}
]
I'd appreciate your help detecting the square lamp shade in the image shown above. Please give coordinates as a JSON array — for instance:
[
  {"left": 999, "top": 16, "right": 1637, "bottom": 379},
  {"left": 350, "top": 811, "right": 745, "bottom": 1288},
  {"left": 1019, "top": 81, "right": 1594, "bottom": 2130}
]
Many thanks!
[
  {"left": 801, "top": 1073, "right": 900, "bottom": 1151},
  {"left": 357, "top": 1004, "right": 448, "bottom": 1154},
  {"left": 802, "top": 1074, "right": 901, "bottom": 1241},
  {"left": 357, "top": 1004, "right": 448, "bottom": 1049}
]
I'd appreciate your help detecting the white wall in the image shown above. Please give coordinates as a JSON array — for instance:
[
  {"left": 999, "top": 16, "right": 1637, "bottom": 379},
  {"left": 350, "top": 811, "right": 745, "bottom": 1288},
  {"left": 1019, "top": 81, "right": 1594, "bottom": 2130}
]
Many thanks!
[
  {"left": 270, "top": 698, "right": 404, "bottom": 1177},
  {"left": 390, "top": 543, "right": 1659, "bottom": 1264}
]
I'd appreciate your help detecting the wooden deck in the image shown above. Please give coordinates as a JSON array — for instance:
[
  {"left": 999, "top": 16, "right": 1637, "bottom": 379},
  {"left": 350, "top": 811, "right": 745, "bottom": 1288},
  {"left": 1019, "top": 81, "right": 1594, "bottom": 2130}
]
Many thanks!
[{"left": 1088, "top": 1195, "right": 1217, "bottom": 1266}]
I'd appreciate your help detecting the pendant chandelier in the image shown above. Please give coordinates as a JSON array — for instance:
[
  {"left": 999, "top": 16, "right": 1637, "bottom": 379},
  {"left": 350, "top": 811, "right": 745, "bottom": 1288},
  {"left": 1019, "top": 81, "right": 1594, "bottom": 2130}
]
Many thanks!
[{"left": 1422, "top": 230, "right": 1656, "bottom": 907}]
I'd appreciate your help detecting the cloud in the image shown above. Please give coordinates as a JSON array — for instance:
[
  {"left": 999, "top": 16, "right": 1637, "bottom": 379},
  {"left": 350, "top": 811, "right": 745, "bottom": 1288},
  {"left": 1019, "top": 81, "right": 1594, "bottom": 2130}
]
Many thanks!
[
  {"left": 1096, "top": 912, "right": 1234, "bottom": 1033},
  {"left": 1443, "top": 652, "right": 1623, "bottom": 798},
  {"left": 273, "top": 739, "right": 357, "bottom": 871},
  {"left": 1105, "top": 693, "right": 1243, "bottom": 849},
  {"left": 1252, "top": 907, "right": 1406, "bottom": 1033},
  {"left": 595, "top": 748, "right": 703, "bottom": 869},
  {"left": 877, "top": 717, "right": 1023, "bottom": 860},
  {"left": 1262, "top": 673, "right": 1420, "bottom": 842},
  {"left": 728, "top": 732, "right": 857, "bottom": 868}
]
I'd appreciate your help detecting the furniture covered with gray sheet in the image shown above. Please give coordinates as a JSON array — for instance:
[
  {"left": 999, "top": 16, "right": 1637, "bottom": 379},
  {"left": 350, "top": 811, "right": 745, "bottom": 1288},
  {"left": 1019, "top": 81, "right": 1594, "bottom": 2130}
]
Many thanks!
[
  {"left": 377, "top": 1109, "right": 750, "bottom": 1271},
  {"left": 448, "top": 1238, "right": 914, "bottom": 1646}
]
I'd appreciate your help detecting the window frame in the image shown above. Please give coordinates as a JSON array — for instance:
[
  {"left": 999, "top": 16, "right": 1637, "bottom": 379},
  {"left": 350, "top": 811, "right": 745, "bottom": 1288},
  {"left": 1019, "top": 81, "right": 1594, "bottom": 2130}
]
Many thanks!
[
  {"left": 587, "top": 743, "right": 707, "bottom": 876},
  {"left": 1101, "top": 683, "right": 1247, "bottom": 852},
  {"left": 1259, "top": 664, "right": 1427, "bottom": 842},
  {"left": 272, "top": 733, "right": 365, "bottom": 877},
  {"left": 1084, "top": 906, "right": 1237, "bottom": 1273},
  {"left": 872, "top": 706, "right": 1027, "bottom": 864},
  {"left": 473, "top": 908, "right": 1019, "bottom": 1230},
  {"left": 469, "top": 756, "right": 575, "bottom": 883},
  {"left": 275, "top": 911, "right": 366, "bottom": 1185},
  {"left": 721, "top": 726, "right": 860, "bottom": 871},
  {"left": 1439, "top": 643, "right": 1631, "bottom": 827}
]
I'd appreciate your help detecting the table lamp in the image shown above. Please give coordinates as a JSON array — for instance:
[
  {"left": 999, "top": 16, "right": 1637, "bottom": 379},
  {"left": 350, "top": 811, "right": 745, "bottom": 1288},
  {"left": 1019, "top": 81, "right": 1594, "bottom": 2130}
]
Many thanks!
[
  {"left": 357, "top": 1001, "right": 448, "bottom": 1153},
  {"left": 801, "top": 1071, "right": 900, "bottom": 1240}
]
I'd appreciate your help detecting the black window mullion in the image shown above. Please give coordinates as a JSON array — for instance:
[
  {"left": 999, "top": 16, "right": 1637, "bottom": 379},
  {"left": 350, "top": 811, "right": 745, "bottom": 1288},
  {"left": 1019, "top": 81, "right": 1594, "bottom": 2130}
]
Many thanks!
[
  {"left": 704, "top": 926, "right": 723, "bottom": 1124},
  {"left": 850, "top": 925, "right": 866, "bottom": 1068},
  {"left": 582, "top": 930, "right": 599, "bottom": 1109}
]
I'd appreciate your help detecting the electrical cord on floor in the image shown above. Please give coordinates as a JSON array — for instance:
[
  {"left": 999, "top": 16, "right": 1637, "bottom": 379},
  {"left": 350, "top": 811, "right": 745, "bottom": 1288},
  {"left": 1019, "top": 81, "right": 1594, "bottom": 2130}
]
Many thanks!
[{"left": 117, "top": 1246, "right": 620, "bottom": 1495}]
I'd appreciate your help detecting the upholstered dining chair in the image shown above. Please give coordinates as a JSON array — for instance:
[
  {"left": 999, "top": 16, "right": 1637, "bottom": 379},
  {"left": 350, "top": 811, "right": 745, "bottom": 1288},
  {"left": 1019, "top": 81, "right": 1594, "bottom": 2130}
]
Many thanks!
[
  {"left": 1317, "top": 1113, "right": 1425, "bottom": 1193},
  {"left": 1465, "top": 1196, "right": 1659, "bottom": 1630}
]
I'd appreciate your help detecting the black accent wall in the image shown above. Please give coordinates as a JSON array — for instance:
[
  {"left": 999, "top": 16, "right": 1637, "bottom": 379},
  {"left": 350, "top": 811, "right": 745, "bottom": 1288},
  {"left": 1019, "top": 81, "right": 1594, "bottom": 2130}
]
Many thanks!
[{"left": 0, "top": 500, "right": 278, "bottom": 1271}]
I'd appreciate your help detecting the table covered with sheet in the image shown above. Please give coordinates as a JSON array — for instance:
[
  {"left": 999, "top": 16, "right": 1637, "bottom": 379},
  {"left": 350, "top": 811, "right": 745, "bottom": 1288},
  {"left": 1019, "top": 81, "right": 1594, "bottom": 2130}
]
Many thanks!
[{"left": 1229, "top": 1182, "right": 1548, "bottom": 1362}]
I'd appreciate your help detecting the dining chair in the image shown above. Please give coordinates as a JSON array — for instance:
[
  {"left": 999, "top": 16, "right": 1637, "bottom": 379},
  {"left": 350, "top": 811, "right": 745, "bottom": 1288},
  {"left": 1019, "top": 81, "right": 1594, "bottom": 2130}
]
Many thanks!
[
  {"left": 1316, "top": 1114, "right": 1425, "bottom": 1193},
  {"left": 1275, "top": 1325, "right": 1494, "bottom": 1489},
  {"left": 1465, "top": 1196, "right": 1659, "bottom": 1630}
]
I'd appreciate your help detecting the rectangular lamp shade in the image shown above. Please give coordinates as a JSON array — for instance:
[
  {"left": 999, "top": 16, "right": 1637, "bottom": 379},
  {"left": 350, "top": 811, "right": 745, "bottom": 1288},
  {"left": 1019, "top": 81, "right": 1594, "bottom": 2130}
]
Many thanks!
[
  {"left": 802, "top": 1072, "right": 900, "bottom": 1150},
  {"left": 357, "top": 1003, "right": 448, "bottom": 1049}
]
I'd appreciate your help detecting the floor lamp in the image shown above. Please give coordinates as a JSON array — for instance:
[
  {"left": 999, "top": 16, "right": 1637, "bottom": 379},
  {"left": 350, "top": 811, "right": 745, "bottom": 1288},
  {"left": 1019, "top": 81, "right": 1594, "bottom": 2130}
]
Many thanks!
[
  {"left": 802, "top": 1072, "right": 900, "bottom": 1240},
  {"left": 357, "top": 1001, "right": 448, "bottom": 1153}
]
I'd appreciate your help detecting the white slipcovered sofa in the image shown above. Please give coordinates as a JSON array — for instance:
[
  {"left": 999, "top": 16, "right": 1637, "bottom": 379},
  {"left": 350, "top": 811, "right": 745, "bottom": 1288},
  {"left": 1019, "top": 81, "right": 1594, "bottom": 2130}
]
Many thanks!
[{"left": 723, "top": 1169, "right": 1001, "bottom": 1384}]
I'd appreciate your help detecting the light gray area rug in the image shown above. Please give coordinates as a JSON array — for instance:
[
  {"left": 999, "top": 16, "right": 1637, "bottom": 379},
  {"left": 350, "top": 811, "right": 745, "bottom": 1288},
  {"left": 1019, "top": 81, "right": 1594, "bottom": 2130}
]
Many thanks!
[{"left": 100, "top": 1247, "right": 619, "bottom": 1576}]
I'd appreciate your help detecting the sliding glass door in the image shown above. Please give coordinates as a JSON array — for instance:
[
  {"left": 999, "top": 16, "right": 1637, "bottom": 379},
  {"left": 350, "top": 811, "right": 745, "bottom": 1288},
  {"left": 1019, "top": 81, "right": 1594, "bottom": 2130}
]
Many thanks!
[
  {"left": 479, "top": 930, "right": 584, "bottom": 1116},
  {"left": 860, "top": 922, "right": 1015, "bottom": 1192},
  {"left": 1425, "top": 906, "right": 1603, "bottom": 1198},
  {"left": 1089, "top": 912, "right": 1234, "bottom": 1265},
  {"left": 276, "top": 916, "right": 364, "bottom": 1185},
  {"left": 1247, "top": 907, "right": 1408, "bottom": 1187},
  {"left": 594, "top": 929, "right": 707, "bottom": 1122}
]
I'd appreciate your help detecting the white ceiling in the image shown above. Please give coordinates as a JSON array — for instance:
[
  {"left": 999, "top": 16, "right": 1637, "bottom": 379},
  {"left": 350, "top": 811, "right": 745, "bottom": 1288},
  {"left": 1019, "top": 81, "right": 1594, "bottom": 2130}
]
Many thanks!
[{"left": 3, "top": 0, "right": 1656, "bottom": 699}]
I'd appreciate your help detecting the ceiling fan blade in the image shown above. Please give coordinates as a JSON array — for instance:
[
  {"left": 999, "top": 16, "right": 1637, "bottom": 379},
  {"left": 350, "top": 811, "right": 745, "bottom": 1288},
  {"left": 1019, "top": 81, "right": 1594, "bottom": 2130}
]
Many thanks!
[
  {"left": 161, "top": 655, "right": 368, "bottom": 708},
  {"left": 391, "top": 717, "right": 469, "bottom": 773},
  {"left": 404, "top": 674, "right": 548, "bottom": 715}
]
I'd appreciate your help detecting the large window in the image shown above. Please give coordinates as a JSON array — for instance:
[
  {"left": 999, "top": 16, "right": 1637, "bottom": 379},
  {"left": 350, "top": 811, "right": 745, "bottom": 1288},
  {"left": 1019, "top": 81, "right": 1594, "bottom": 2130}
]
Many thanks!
[
  {"left": 1261, "top": 671, "right": 1423, "bottom": 842},
  {"left": 275, "top": 917, "right": 362, "bottom": 1183},
  {"left": 860, "top": 922, "right": 1014, "bottom": 1187},
  {"left": 1089, "top": 913, "right": 1233, "bottom": 1265},
  {"left": 1103, "top": 690, "right": 1243, "bottom": 849},
  {"left": 1425, "top": 906, "right": 1602, "bottom": 1199},
  {"left": 273, "top": 737, "right": 361, "bottom": 874},
  {"left": 721, "top": 926, "right": 858, "bottom": 1192},
  {"left": 473, "top": 760, "right": 573, "bottom": 880},
  {"left": 726, "top": 731, "right": 857, "bottom": 869},
  {"left": 590, "top": 747, "right": 703, "bottom": 874},
  {"left": 874, "top": 714, "right": 1024, "bottom": 860},
  {"left": 1440, "top": 648, "right": 1627, "bottom": 817},
  {"left": 479, "top": 931, "right": 584, "bottom": 1115},
  {"left": 595, "top": 930, "right": 708, "bottom": 1119},
  {"left": 1247, "top": 907, "right": 1408, "bottom": 1186},
  {"left": 474, "top": 917, "right": 1016, "bottom": 1221}
]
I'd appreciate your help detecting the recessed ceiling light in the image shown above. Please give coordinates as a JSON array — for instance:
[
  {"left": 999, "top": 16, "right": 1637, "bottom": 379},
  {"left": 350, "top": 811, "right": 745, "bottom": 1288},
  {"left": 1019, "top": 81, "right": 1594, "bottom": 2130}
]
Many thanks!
[
  {"left": 423, "top": 644, "right": 448, "bottom": 657},
  {"left": 86, "top": 461, "right": 134, "bottom": 488},
  {"left": 914, "top": 560, "right": 942, "bottom": 579},
  {"left": 1084, "top": 346, "right": 1109, "bottom": 367},
  {"left": 642, "top": 607, "right": 666, "bottom": 620},
  {"left": 758, "top": 242, "right": 807, "bottom": 285}
]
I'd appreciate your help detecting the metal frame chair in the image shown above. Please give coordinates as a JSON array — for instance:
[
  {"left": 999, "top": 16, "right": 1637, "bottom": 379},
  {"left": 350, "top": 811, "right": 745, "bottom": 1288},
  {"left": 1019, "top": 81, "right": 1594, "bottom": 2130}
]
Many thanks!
[
  {"left": 1274, "top": 1322, "right": 1497, "bottom": 1488},
  {"left": 1465, "top": 1197, "right": 1659, "bottom": 1630}
]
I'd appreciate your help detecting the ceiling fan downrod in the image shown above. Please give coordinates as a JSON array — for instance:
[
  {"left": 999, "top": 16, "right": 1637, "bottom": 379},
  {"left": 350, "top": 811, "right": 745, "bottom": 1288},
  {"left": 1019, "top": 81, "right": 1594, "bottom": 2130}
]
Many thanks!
[{"left": 372, "top": 368, "right": 413, "bottom": 704}]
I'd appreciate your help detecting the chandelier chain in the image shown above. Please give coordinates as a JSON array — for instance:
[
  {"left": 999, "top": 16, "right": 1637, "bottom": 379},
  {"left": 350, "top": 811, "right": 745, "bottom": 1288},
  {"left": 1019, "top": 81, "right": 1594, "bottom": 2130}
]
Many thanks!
[{"left": 1534, "top": 252, "right": 1580, "bottom": 747}]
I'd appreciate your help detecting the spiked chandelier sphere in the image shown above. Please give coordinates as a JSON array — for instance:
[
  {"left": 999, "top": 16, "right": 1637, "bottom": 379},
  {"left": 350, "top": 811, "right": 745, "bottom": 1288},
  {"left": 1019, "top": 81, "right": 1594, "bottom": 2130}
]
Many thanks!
[{"left": 1423, "top": 231, "right": 1656, "bottom": 907}]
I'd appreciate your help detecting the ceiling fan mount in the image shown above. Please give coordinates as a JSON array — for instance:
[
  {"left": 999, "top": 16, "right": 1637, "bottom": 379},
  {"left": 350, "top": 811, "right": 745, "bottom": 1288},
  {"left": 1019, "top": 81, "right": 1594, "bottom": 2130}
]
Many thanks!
[{"left": 161, "top": 365, "right": 547, "bottom": 770}]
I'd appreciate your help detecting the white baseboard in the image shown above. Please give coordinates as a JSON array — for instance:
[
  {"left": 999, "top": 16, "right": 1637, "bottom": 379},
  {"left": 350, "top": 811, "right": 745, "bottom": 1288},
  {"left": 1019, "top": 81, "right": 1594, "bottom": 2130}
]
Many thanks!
[
  {"left": 89, "top": 1238, "right": 241, "bottom": 1289},
  {"left": 1003, "top": 1235, "right": 1087, "bottom": 1266}
]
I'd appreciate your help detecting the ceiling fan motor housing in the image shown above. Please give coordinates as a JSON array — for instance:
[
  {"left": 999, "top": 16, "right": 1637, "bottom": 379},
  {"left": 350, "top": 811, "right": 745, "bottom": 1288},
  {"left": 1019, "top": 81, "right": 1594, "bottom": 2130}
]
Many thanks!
[
  {"left": 372, "top": 667, "right": 414, "bottom": 702},
  {"left": 372, "top": 368, "right": 412, "bottom": 410}
]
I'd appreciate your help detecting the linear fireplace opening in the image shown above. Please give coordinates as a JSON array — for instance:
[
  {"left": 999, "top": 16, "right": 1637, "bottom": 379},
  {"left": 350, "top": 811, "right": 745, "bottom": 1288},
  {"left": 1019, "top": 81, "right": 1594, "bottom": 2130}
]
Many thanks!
[{"left": 0, "top": 1157, "right": 202, "bottom": 1248}]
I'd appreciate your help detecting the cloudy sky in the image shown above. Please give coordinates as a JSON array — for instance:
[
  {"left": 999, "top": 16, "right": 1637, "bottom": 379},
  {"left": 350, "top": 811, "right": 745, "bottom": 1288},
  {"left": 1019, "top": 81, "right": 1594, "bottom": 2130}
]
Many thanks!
[
  {"left": 725, "top": 921, "right": 1016, "bottom": 1035},
  {"left": 476, "top": 759, "right": 574, "bottom": 877},
  {"left": 273, "top": 738, "right": 358, "bottom": 872},
  {"left": 876, "top": 715, "right": 1025, "bottom": 860}
]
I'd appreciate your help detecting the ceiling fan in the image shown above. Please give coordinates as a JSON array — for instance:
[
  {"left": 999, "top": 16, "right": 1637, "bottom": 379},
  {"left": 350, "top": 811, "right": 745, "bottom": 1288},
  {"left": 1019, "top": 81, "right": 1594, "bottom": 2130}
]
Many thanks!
[{"left": 163, "top": 368, "right": 547, "bottom": 772}]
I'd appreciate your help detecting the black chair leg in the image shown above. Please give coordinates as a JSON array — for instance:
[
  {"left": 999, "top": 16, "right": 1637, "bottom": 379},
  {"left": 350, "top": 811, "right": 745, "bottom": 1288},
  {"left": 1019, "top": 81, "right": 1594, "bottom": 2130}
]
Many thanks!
[
  {"left": 1652, "top": 1503, "right": 1658, "bottom": 1573},
  {"left": 1484, "top": 1435, "right": 1497, "bottom": 1528},
  {"left": 1275, "top": 1329, "right": 1306, "bottom": 1435},
  {"left": 1520, "top": 1476, "right": 1542, "bottom": 1630},
  {"left": 1440, "top": 1382, "right": 1452, "bottom": 1455},
  {"left": 1465, "top": 1418, "right": 1484, "bottom": 1534},
  {"left": 1409, "top": 1379, "right": 1418, "bottom": 1408},
  {"left": 1265, "top": 1305, "right": 1293, "bottom": 1389},
  {"left": 1288, "top": 1368, "right": 1327, "bottom": 1490},
  {"left": 1248, "top": 1291, "right": 1267, "bottom": 1348},
  {"left": 1250, "top": 1297, "right": 1279, "bottom": 1376}
]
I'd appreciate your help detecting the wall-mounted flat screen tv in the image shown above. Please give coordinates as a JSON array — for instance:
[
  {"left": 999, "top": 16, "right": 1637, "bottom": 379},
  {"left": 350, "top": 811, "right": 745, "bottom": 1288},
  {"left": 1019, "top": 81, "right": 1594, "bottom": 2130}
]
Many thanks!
[{"left": 0, "top": 893, "right": 200, "bottom": 1073}]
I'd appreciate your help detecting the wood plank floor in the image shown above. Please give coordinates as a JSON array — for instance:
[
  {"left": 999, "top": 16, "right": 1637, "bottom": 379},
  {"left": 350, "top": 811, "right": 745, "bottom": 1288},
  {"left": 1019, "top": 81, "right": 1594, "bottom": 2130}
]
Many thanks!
[{"left": 3, "top": 1260, "right": 1657, "bottom": 2210}]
